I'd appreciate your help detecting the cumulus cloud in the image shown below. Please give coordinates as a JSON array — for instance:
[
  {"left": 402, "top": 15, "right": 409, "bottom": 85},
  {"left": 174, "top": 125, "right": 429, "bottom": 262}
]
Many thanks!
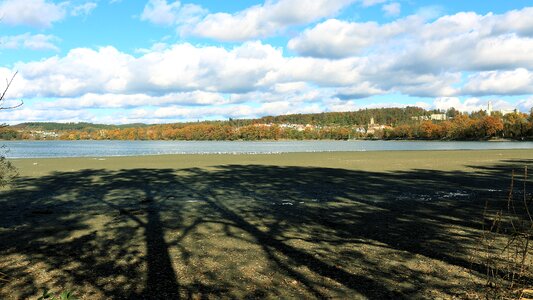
[
  {"left": 289, "top": 7, "right": 533, "bottom": 75},
  {"left": 35, "top": 91, "right": 231, "bottom": 109},
  {"left": 335, "top": 83, "right": 386, "bottom": 100},
  {"left": 3, "top": 6, "right": 533, "bottom": 124},
  {"left": 0, "top": 39, "right": 472, "bottom": 105},
  {"left": 12, "top": 46, "right": 134, "bottom": 97},
  {"left": 287, "top": 7, "right": 533, "bottom": 98},
  {"left": 177, "top": 0, "right": 356, "bottom": 41},
  {"left": 0, "top": 0, "right": 101, "bottom": 28},
  {"left": 0, "top": 33, "right": 60, "bottom": 51},
  {"left": 0, "top": 108, "right": 93, "bottom": 123},
  {"left": 382, "top": 2, "right": 401, "bottom": 17},
  {"left": 0, "top": 0, "right": 67, "bottom": 28},
  {"left": 462, "top": 68, "right": 533, "bottom": 96},
  {"left": 288, "top": 16, "right": 422, "bottom": 58},
  {"left": 9, "top": 42, "right": 381, "bottom": 99},
  {"left": 141, "top": 0, "right": 405, "bottom": 41},
  {"left": 1, "top": 42, "right": 281, "bottom": 98}
]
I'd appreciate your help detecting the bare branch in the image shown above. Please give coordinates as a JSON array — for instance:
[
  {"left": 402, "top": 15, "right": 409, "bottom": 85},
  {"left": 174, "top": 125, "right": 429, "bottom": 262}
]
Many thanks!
[
  {"left": 0, "top": 71, "right": 17, "bottom": 101},
  {"left": 0, "top": 71, "right": 23, "bottom": 110}
]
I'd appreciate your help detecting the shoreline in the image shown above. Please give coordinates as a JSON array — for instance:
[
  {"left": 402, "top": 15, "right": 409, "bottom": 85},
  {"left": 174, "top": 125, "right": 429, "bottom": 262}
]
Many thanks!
[
  {"left": 1, "top": 138, "right": 532, "bottom": 142},
  {"left": 7, "top": 147, "right": 533, "bottom": 159},
  {"left": 3, "top": 140, "right": 533, "bottom": 160}
]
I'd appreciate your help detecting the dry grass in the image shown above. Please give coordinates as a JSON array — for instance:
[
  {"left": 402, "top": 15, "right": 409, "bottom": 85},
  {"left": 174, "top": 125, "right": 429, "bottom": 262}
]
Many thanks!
[{"left": 479, "top": 166, "right": 533, "bottom": 299}]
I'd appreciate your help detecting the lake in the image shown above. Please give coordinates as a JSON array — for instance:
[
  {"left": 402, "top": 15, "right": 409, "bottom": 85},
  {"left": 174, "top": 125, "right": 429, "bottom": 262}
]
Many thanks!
[{"left": 2, "top": 140, "right": 533, "bottom": 158}]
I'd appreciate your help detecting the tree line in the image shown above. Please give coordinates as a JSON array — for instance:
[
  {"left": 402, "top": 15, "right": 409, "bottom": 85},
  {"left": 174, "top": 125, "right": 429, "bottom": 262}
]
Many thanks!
[{"left": 2, "top": 107, "right": 533, "bottom": 141}]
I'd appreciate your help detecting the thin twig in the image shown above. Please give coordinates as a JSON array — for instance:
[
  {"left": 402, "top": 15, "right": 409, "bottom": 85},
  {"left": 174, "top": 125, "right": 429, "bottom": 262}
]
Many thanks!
[{"left": 0, "top": 71, "right": 23, "bottom": 110}]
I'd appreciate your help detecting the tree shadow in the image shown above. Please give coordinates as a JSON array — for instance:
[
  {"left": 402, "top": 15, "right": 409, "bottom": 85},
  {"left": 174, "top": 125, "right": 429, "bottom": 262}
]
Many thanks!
[{"left": 0, "top": 158, "right": 531, "bottom": 299}]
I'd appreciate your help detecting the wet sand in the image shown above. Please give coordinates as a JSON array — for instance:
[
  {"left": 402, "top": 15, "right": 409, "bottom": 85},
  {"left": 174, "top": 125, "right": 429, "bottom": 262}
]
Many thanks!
[{"left": 11, "top": 149, "right": 533, "bottom": 175}]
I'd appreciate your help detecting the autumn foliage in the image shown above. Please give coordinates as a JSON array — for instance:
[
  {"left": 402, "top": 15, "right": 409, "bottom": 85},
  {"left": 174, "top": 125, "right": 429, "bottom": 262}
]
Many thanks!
[{"left": 3, "top": 108, "right": 533, "bottom": 141}]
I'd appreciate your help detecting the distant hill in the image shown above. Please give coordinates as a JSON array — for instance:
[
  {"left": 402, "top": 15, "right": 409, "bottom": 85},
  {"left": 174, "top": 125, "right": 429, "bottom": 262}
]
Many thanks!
[
  {"left": 11, "top": 107, "right": 436, "bottom": 130},
  {"left": 6, "top": 106, "right": 528, "bottom": 141},
  {"left": 252, "top": 107, "right": 436, "bottom": 126}
]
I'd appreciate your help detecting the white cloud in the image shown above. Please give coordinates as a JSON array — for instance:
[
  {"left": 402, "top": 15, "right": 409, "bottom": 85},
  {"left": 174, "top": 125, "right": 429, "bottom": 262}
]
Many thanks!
[
  {"left": 517, "top": 97, "right": 533, "bottom": 112},
  {"left": 140, "top": 0, "right": 206, "bottom": 26},
  {"left": 141, "top": 0, "right": 403, "bottom": 41},
  {"left": 35, "top": 91, "right": 231, "bottom": 109},
  {"left": 415, "top": 5, "right": 445, "bottom": 20},
  {"left": 361, "top": 0, "right": 387, "bottom": 7},
  {"left": 2, "top": 42, "right": 284, "bottom": 98},
  {"left": 0, "top": 108, "right": 92, "bottom": 123},
  {"left": 0, "top": 0, "right": 67, "bottom": 28},
  {"left": 230, "top": 84, "right": 333, "bottom": 104},
  {"left": 71, "top": 2, "right": 97, "bottom": 17},
  {"left": 288, "top": 17, "right": 421, "bottom": 58},
  {"left": 12, "top": 46, "right": 134, "bottom": 97},
  {"left": 433, "top": 97, "right": 514, "bottom": 112},
  {"left": 382, "top": 2, "right": 401, "bottom": 17},
  {"left": 2, "top": 4, "right": 533, "bottom": 124},
  {"left": 433, "top": 97, "right": 485, "bottom": 112},
  {"left": 462, "top": 68, "right": 533, "bottom": 96},
  {"left": 130, "top": 101, "right": 324, "bottom": 121},
  {"left": 0, "top": 33, "right": 60, "bottom": 51},
  {"left": 289, "top": 7, "right": 533, "bottom": 75},
  {"left": 492, "top": 7, "right": 533, "bottom": 37},
  {"left": 128, "top": 41, "right": 285, "bottom": 94},
  {"left": 286, "top": 7, "right": 533, "bottom": 98},
  {"left": 180, "top": 0, "right": 356, "bottom": 41},
  {"left": 335, "top": 83, "right": 386, "bottom": 99},
  {"left": 0, "top": 40, "right": 463, "bottom": 104}
]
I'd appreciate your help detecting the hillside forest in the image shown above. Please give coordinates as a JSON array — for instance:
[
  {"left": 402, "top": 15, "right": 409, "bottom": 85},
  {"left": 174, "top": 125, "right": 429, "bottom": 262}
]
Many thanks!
[{"left": 1, "top": 107, "right": 533, "bottom": 141}]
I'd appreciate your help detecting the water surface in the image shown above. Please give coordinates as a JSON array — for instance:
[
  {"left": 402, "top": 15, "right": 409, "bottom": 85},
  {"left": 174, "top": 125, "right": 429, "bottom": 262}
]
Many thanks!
[{"left": 2, "top": 140, "right": 532, "bottom": 158}]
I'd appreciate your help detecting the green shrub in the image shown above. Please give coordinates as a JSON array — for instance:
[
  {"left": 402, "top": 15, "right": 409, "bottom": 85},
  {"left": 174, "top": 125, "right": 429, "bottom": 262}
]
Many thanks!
[
  {"left": 0, "top": 147, "right": 17, "bottom": 188},
  {"left": 38, "top": 289, "right": 77, "bottom": 300}
]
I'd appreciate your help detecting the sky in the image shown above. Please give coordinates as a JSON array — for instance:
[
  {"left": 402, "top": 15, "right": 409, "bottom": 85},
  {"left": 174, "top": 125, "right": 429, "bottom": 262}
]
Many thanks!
[{"left": 1, "top": 0, "right": 533, "bottom": 124}]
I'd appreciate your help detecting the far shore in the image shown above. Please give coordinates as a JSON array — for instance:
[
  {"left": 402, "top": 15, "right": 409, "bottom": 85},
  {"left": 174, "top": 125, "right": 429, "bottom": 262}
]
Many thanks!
[{"left": 2, "top": 137, "right": 533, "bottom": 142}]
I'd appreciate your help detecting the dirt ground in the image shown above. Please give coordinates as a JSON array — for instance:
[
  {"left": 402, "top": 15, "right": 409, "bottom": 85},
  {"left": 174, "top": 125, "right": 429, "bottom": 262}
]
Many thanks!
[{"left": 1, "top": 150, "right": 533, "bottom": 299}]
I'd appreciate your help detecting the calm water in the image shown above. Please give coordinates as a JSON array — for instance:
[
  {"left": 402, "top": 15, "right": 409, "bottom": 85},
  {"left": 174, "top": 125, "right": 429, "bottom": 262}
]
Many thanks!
[{"left": 1, "top": 140, "right": 532, "bottom": 158}]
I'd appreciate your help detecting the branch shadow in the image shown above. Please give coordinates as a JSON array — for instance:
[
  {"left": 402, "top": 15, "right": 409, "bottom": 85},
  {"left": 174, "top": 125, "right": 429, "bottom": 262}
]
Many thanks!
[{"left": 1, "top": 158, "right": 531, "bottom": 299}]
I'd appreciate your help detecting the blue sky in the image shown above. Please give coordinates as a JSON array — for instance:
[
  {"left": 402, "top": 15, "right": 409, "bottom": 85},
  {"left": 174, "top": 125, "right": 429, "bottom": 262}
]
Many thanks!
[{"left": 1, "top": 0, "right": 533, "bottom": 124}]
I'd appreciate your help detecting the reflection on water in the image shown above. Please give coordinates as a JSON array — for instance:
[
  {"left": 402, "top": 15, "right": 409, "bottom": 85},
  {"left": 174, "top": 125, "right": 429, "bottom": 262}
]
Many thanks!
[{"left": 2, "top": 140, "right": 533, "bottom": 158}]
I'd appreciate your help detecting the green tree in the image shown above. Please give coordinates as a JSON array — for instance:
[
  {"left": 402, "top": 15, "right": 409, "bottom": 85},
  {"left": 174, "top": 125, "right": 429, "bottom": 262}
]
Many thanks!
[
  {"left": 503, "top": 112, "right": 528, "bottom": 139},
  {"left": 446, "top": 107, "right": 461, "bottom": 119}
]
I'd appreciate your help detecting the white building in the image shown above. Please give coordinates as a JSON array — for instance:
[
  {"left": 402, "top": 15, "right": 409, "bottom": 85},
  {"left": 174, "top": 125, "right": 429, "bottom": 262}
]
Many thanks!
[
  {"left": 430, "top": 114, "right": 447, "bottom": 121},
  {"left": 500, "top": 109, "right": 517, "bottom": 115},
  {"left": 486, "top": 101, "right": 516, "bottom": 116}
]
